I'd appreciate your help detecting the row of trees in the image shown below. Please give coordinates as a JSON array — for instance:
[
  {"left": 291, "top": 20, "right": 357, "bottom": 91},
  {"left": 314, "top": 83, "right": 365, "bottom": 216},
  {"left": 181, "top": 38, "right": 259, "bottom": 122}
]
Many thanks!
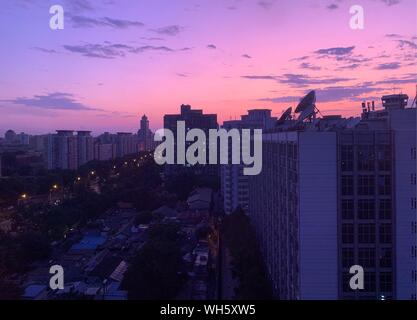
[
  {"left": 221, "top": 208, "right": 273, "bottom": 300},
  {"left": 123, "top": 222, "right": 185, "bottom": 299}
]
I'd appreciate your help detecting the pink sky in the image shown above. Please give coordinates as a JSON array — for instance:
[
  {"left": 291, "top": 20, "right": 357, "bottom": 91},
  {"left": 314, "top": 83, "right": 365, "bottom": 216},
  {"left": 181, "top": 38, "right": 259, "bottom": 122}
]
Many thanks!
[{"left": 0, "top": 0, "right": 416, "bottom": 135}]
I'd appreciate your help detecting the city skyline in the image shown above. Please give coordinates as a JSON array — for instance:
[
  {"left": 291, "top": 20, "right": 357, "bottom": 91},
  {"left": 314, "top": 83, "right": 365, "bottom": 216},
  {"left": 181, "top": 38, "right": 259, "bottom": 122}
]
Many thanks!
[{"left": 1, "top": 0, "right": 416, "bottom": 135}]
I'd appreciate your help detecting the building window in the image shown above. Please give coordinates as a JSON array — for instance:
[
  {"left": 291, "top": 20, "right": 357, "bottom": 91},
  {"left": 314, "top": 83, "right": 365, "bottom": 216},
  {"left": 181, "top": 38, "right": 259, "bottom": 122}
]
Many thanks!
[
  {"left": 412, "top": 198, "right": 417, "bottom": 210},
  {"left": 341, "top": 145, "right": 354, "bottom": 171},
  {"left": 358, "top": 199, "right": 375, "bottom": 219},
  {"left": 412, "top": 222, "right": 417, "bottom": 234},
  {"left": 358, "top": 248, "right": 376, "bottom": 268},
  {"left": 378, "top": 175, "right": 391, "bottom": 196},
  {"left": 377, "top": 145, "right": 391, "bottom": 171},
  {"left": 342, "top": 199, "right": 354, "bottom": 220},
  {"left": 342, "top": 175, "right": 354, "bottom": 196},
  {"left": 342, "top": 223, "right": 354, "bottom": 244},
  {"left": 412, "top": 147, "right": 416, "bottom": 160},
  {"left": 357, "top": 145, "right": 375, "bottom": 171},
  {"left": 364, "top": 272, "right": 376, "bottom": 292},
  {"left": 358, "top": 223, "right": 375, "bottom": 243},
  {"left": 411, "top": 173, "right": 416, "bottom": 185},
  {"left": 358, "top": 175, "right": 375, "bottom": 196},
  {"left": 380, "top": 248, "right": 392, "bottom": 268},
  {"left": 342, "top": 272, "right": 352, "bottom": 292},
  {"left": 380, "top": 223, "right": 392, "bottom": 244},
  {"left": 379, "top": 199, "right": 392, "bottom": 220},
  {"left": 380, "top": 272, "right": 393, "bottom": 292},
  {"left": 342, "top": 248, "right": 354, "bottom": 268}
]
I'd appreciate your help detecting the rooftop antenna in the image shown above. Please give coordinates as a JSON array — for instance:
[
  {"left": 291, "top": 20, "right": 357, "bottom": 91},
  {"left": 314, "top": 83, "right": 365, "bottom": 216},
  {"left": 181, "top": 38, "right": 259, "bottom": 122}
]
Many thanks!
[
  {"left": 276, "top": 107, "right": 292, "bottom": 125},
  {"left": 295, "top": 91, "right": 321, "bottom": 124}
]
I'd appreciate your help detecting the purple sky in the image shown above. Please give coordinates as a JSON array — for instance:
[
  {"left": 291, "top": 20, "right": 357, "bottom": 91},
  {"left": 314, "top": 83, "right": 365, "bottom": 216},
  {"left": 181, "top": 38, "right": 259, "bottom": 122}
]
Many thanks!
[{"left": 0, "top": 0, "right": 416, "bottom": 135}]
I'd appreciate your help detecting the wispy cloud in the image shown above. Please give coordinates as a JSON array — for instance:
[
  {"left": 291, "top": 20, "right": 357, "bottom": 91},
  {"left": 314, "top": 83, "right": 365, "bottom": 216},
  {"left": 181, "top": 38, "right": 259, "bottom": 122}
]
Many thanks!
[
  {"left": 258, "top": 0, "right": 275, "bottom": 10},
  {"left": 4, "top": 92, "right": 101, "bottom": 111},
  {"left": 207, "top": 44, "right": 217, "bottom": 50},
  {"left": 151, "top": 25, "right": 183, "bottom": 36},
  {"left": 326, "top": 4, "right": 339, "bottom": 10},
  {"left": 299, "top": 62, "right": 321, "bottom": 71},
  {"left": 315, "top": 46, "right": 355, "bottom": 56},
  {"left": 375, "top": 62, "right": 401, "bottom": 70},
  {"left": 242, "top": 54, "right": 252, "bottom": 59},
  {"left": 63, "top": 42, "right": 181, "bottom": 59},
  {"left": 242, "top": 74, "right": 351, "bottom": 88},
  {"left": 31, "top": 47, "right": 59, "bottom": 54},
  {"left": 259, "top": 85, "right": 384, "bottom": 104},
  {"left": 70, "top": 15, "right": 144, "bottom": 29}
]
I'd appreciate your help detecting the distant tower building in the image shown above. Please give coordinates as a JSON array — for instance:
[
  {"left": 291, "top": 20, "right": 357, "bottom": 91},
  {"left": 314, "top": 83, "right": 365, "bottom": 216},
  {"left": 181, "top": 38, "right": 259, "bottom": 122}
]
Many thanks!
[
  {"left": 164, "top": 104, "right": 218, "bottom": 177},
  {"left": 18, "top": 132, "right": 30, "bottom": 145},
  {"left": 47, "top": 130, "right": 78, "bottom": 170},
  {"left": 77, "top": 131, "right": 94, "bottom": 167},
  {"left": 5, "top": 130, "right": 17, "bottom": 144},
  {"left": 137, "top": 115, "right": 154, "bottom": 151}
]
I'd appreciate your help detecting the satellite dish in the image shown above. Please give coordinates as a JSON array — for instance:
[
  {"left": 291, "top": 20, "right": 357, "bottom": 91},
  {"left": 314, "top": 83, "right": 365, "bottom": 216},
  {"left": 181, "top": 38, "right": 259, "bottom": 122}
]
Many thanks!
[
  {"left": 296, "top": 103, "right": 316, "bottom": 124},
  {"left": 295, "top": 90, "right": 316, "bottom": 113},
  {"left": 277, "top": 107, "right": 292, "bottom": 124}
]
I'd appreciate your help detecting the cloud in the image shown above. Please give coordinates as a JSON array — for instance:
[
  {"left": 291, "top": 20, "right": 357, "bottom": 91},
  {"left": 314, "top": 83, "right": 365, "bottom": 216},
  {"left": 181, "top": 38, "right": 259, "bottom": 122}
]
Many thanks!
[
  {"left": 375, "top": 62, "right": 401, "bottom": 70},
  {"left": 326, "top": 4, "right": 339, "bottom": 10},
  {"left": 380, "top": 0, "right": 401, "bottom": 6},
  {"left": 242, "top": 54, "right": 252, "bottom": 59},
  {"left": 278, "top": 74, "right": 351, "bottom": 87},
  {"left": 4, "top": 92, "right": 101, "bottom": 111},
  {"left": 315, "top": 46, "right": 355, "bottom": 56},
  {"left": 70, "top": 15, "right": 144, "bottom": 29},
  {"left": 241, "top": 75, "right": 277, "bottom": 80},
  {"left": 63, "top": 42, "right": 178, "bottom": 59},
  {"left": 140, "top": 37, "right": 164, "bottom": 41},
  {"left": 258, "top": 1, "right": 275, "bottom": 10},
  {"left": 207, "top": 44, "right": 217, "bottom": 50},
  {"left": 259, "top": 85, "right": 384, "bottom": 104},
  {"left": 397, "top": 39, "right": 417, "bottom": 50},
  {"left": 385, "top": 33, "right": 402, "bottom": 38},
  {"left": 337, "top": 63, "right": 361, "bottom": 70},
  {"left": 374, "top": 74, "right": 416, "bottom": 85},
  {"left": 242, "top": 74, "right": 351, "bottom": 88},
  {"left": 67, "top": 0, "right": 94, "bottom": 12},
  {"left": 32, "top": 47, "right": 59, "bottom": 54},
  {"left": 151, "top": 25, "right": 183, "bottom": 36},
  {"left": 299, "top": 62, "right": 321, "bottom": 70}
]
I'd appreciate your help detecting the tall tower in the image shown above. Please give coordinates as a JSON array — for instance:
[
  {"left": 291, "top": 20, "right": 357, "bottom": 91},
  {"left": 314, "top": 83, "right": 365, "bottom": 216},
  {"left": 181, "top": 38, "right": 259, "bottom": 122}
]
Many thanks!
[
  {"left": 140, "top": 115, "right": 149, "bottom": 133},
  {"left": 138, "top": 115, "right": 154, "bottom": 152}
]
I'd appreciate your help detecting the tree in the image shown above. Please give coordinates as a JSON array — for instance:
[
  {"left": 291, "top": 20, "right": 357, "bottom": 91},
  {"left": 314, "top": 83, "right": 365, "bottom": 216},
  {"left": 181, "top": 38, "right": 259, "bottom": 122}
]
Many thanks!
[
  {"left": 123, "top": 222, "right": 184, "bottom": 299},
  {"left": 134, "top": 211, "right": 153, "bottom": 225}
]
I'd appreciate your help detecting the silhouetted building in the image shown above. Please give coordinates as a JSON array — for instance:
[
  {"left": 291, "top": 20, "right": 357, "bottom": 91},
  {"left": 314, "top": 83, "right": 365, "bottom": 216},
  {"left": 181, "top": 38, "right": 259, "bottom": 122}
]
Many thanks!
[
  {"left": 221, "top": 109, "right": 277, "bottom": 214},
  {"left": 77, "top": 131, "right": 94, "bottom": 167},
  {"left": 47, "top": 130, "right": 78, "bottom": 170},
  {"left": 248, "top": 93, "right": 416, "bottom": 300},
  {"left": 137, "top": 115, "right": 154, "bottom": 151},
  {"left": 164, "top": 104, "right": 218, "bottom": 176}
]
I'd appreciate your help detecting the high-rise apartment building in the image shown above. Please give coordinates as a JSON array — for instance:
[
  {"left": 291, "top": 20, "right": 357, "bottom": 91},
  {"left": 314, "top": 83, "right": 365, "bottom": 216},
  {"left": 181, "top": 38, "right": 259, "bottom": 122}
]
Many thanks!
[
  {"left": 221, "top": 109, "right": 277, "bottom": 214},
  {"left": 248, "top": 93, "right": 416, "bottom": 300},
  {"left": 47, "top": 130, "right": 78, "bottom": 170},
  {"left": 77, "top": 131, "right": 94, "bottom": 167}
]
